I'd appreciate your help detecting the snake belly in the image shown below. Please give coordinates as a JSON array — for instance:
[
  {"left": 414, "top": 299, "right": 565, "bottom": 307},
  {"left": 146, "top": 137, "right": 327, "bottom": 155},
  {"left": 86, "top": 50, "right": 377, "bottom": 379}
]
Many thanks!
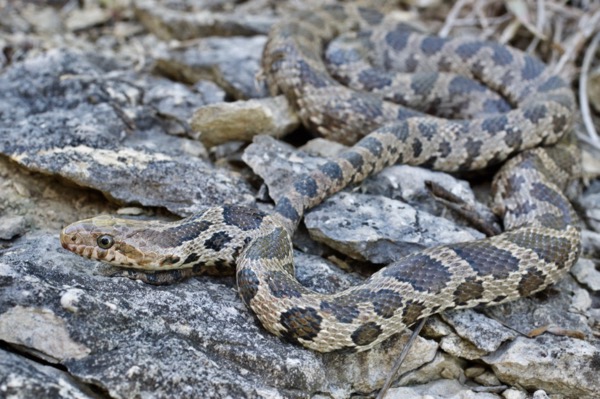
[{"left": 60, "top": 4, "right": 581, "bottom": 353}]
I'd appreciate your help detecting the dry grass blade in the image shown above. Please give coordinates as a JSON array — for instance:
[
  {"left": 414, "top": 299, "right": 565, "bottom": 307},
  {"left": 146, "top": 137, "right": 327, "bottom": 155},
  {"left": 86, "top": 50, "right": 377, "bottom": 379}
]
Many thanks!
[{"left": 579, "top": 30, "right": 600, "bottom": 148}]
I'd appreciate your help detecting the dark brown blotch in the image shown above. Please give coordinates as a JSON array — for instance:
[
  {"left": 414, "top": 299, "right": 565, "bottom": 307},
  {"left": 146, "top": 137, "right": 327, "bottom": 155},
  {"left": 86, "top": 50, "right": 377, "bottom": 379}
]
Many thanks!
[
  {"left": 204, "top": 231, "right": 233, "bottom": 252},
  {"left": 222, "top": 206, "right": 265, "bottom": 231},
  {"left": 517, "top": 268, "right": 547, "bottom": 296},
  {"left": 237, "top": 267, "right": 260, "bottom": 305},
  {"left": 242, "top": 227, "right": 290, "bottom": 261},
  {"left": 420, "top": 36, "right": 446, "bottom": 55},
  {"left": 521, "top": 55, "right": 545, "bottom": 80},
  {"left": 382, "top": 253, "right": 451, "bottom": 293},
  {"left": 351, "top": 322, "right": 383, "bottom": 346},
  {"left": 266, "top": 270, "right": 303, "bottom": 299},
  {"left": 280, "top": 306, "right": 323, "bottom": 343},
  {"left": 370, "top": 289, "right": 404, "bottom": 319},
  {"left": 402, "top": 300, "right": 426, "bottom": 325},
  {"left": 453, "top": 277, "right": 485, "bottom": 306}
]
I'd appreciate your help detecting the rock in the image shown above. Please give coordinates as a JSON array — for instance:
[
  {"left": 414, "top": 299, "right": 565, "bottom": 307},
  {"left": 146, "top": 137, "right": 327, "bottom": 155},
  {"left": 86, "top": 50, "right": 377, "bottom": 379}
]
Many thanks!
[
  {"left": 304, "top": 192, "right": 483, "bottom": 264},
  {"left": 0, "top": 49, "right": 254, "bottom": 217},
  {"left": 0, "top": 306, "right": 91, "bottom": 363},
  {"left": 502, "top": 388, "right": 527, "bottom": 399},
  {"left": 362, "top": 164, "right": 500, "bottom": 233},
  {"left": 398, "top": 352, "right": 466, "bottom": 386},
  {"left": 0, "top": 232, "right": 438, "bottom": 398},
  {"left": 386, "top": 379, "right": 500, "bottom": 399},
  {"left": 580, "top": 180, "right": 600, "bottom": 232},
  {"left": 362, "top": 165, "right": 472, "bottom": 213},
  {"left": 532, "top": 391, "right": 550, "bottom": 399},
  {"left": 301, "top": 138, "right": 349, "bottom": 158},
  {"left": 154, "top": 36, "right": 269, "bottom": 99},
  {"left": 0, "top": 349, "right": 101, "bottom": 399},
  {"left": 0, "top": 215, "right": 27, "bottom": 240},
  {"left": 440, "top": 333, "right": 488, "bottom": 360},
  {"left": 191, "top": 97, "right": 299, "bottom": 147},
  {"left": 581, "top": 229, "right": 600, "bottom": 258},
  {"left": 473, "top": 371, "right": 501, "bottom": 387},
  {"left": 483, "top": 335, "right": 600, "bottom": 398},
  {"left": 464, "top": 366, "right": 486, "bottom": 378},
  {"left": 243, "top": 135, "right": 332, "bottom": 202},
  {"left": 144, "top": 77, "right": 225, "bottom": 137},
  {"left": 571, "top": 258, "right": 600, "bottom": 291},
  {"left": 134, "top": 0, "right": 274, "bottom": 40},
  {"left": 483, "top": 276, "right": 593, "bottom": 338},
  {"left": 440, "top": 310, "right": 517, "bottom": 353}
]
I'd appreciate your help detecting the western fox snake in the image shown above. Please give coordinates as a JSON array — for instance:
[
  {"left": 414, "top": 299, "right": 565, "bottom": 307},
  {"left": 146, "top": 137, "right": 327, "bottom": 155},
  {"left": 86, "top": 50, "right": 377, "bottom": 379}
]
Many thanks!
[{"left": 61, "top": 5, "right": 581, "bottom": 352}]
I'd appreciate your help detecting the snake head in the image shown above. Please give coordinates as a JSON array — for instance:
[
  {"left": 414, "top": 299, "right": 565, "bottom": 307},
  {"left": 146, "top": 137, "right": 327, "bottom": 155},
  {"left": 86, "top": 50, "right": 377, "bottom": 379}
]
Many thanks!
[{"left": 60, "top": 215, "right": 177, "bottom": 270}]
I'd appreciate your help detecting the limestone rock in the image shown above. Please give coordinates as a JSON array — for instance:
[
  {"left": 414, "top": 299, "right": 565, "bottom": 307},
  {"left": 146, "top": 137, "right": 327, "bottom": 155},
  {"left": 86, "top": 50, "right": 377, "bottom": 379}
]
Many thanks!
[
  {"left": 0, "top": 233, "right": 438, "bottom": 398},
  {"left": 304, "top": 192, "right": 482, "bottom": 264},
  {"left": 483, "top": 335, "right": 600, "bottom": 398},
  {"left": 192, "top": 97, "right": 299, "bottom": 147},
  {"left": 134, "top": 0, "right": 274, "bottom": 40},
  {"left": 0, "top": 49, "right": 254, "bottom": 217},
  {"left": 154, "top": 36, "right": 269, "bottom": 99}
]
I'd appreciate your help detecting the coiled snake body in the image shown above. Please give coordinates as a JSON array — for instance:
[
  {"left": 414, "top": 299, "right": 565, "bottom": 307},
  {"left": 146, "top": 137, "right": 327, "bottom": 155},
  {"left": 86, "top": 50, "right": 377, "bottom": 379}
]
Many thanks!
[{"left": 61, "top": 5, "right": 581, "bottom": 352}]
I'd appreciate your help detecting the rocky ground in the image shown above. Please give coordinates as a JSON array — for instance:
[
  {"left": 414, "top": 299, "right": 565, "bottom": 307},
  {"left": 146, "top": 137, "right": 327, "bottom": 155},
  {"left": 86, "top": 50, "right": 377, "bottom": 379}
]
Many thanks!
[{"left": 1, "top": 1, "right": 600, "bottom": 398}]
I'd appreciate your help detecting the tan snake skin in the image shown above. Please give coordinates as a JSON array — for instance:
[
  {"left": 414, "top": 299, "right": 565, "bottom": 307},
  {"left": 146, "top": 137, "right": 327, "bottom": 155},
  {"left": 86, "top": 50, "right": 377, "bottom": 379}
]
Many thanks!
[{"left": 60, "top": 5, "right": 581, "bottom": 352}]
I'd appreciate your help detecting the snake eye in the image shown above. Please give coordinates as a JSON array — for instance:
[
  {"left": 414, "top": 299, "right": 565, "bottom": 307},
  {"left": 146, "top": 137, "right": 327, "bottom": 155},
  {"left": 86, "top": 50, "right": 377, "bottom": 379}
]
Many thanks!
[{"left": 97, "top": 235, "right": 114, "bottom": 249}]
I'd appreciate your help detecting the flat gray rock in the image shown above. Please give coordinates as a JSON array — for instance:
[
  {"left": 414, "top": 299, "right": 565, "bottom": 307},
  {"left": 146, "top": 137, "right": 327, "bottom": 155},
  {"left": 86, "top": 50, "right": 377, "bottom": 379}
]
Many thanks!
[
  {"left": 483, "top": 335, "right": 600, "bottom": 398},
  {"left": 0, "top": 349, "right": 101, "bottom": 399},
  {"left": 134, "top": 0, "right": 274, "bottom": 40},
  {"left": 0, "top": 49, "right": 253, "bottom": 217},
  {"left": 0, "top": 233, "right": 438, "bottom": 398},
  {"left": 304, "top": 191, "right": 483, "bottom": 264},
  {"left": 440, "top": 309, "right": 517, "bottom": 353},
  {"left": 154, "top": 36, "right": 269, "bottom": 99}
]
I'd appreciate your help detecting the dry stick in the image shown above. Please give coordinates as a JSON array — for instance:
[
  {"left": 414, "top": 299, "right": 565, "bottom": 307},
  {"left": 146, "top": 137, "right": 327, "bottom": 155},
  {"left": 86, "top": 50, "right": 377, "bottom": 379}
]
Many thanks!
[
  {"left": 376, "top": 317, "right": 428, "bottom": 399},
  {"left": 526, "top": 0, "right": 546, "bottom": 53},
  {"left": 549, "top": 14, "right": 564, "bottom": 65},
  {"left": 439, "top": 0, "right": 468, "bottom": 37},
  {"left": 554, "top": 8, "right": 600, "bottom": 73},
  {"left": 579, "top": 30, "right": 600, "bottom": 148}
]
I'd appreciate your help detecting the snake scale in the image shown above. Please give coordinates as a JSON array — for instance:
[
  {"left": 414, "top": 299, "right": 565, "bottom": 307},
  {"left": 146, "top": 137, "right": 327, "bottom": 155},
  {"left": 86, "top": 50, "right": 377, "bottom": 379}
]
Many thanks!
[{"left": 60, "top": 4, "right": 582, "bottom": 352}]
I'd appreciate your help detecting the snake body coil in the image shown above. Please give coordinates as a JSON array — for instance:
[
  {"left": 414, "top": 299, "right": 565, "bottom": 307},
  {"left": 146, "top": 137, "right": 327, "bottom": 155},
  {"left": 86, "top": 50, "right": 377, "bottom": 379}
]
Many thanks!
[{"left": 61, "top": 5, "right": 581, "bottom": 352}]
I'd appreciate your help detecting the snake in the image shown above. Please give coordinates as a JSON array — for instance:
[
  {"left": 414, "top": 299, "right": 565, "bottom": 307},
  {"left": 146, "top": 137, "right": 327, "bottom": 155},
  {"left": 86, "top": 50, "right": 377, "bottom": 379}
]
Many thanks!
[{"left": 60, "top": 4, "right": 581, "bottom": 353}]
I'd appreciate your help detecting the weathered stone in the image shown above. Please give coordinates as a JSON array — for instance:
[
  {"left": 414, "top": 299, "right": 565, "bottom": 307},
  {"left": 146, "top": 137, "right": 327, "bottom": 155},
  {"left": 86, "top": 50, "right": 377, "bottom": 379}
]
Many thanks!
[
  {"left": 502, "top": 388, "right": 528, "bottom": 399},
  {"left": 580, "top": 180, "right": 600, "bottom": 232},
  {"left": 440, "top": 333, "right": 488, "bottom": 360},
  {"left": 243, "top": 135, "right": 331, "bottom": 203},
  {"left": 440, "top": 309, "right": 517, "bottom": 353},
  {"left": 305, "top": 191, "right": 483, "bottom": 263},
  {"left": 192, "top": 97, "right": 299, "bottom": 147},
  {"left": 0, "top": 233, "right": 437, "bottom": 398},
  {"left": 0, "top": 215, "right": 27, "bottom": 240},
  {"left": 134, "top": 0, "right": 274, "bottom": 40},
  {"left": 386, "top": 379, "right": 499, "bottom": 399},
  {"left": 571, "top": 258, "right": 600, "bottom": 291},
  {"left": 484, "top": 276, "right": 593, "bottom": 337},
  {"left": 398, "top": 352, "right": 466, "bottom": 386},
  {"left": 154, "top": 36, "right": 269, "bottom": 99},
  {"left": 0, "top": 349, "right": 101, "bottom": 399},
  {"left": 362, "top": 164, "right": 472, "bottom": 214},
  {"left": 582, "top": 229, "right": 600, "bottom": 258},
  {"left": 0, "top": 49, "right": 254, "bottom": 217},
  {"left": 145, "top": 77, "right": 225, "bottom": 137},
  {"left": 483, "top": 335, "right": 600, "bottom": 398}
]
